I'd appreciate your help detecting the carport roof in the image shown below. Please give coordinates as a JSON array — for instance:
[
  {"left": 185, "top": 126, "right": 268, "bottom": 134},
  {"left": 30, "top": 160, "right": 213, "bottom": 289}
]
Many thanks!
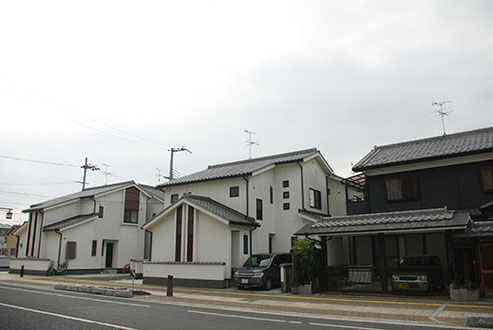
[{"left": 296, "top": 207, "right": 470, "bottom": 236}]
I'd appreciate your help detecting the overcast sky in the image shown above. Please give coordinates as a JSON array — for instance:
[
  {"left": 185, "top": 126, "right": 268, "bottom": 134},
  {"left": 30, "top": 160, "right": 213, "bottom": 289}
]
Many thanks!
[{"left": 1, "top": 0, "right": 492, "bottom": 224}]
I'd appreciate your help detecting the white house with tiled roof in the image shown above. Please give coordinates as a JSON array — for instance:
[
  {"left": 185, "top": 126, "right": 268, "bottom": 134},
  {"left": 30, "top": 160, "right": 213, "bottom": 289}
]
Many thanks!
[
  {"left": 11, "top": 181, "right": 164, "bottom": 275},
  {"left": 141, "top": 148, "right": 346, "bottom": 287}
]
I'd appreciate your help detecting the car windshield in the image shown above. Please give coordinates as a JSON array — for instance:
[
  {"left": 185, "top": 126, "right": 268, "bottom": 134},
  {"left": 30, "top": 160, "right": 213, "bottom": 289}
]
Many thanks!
[
  {"left": 243, "top": 255, "right": 272, "bottom": 267},
  {"left": 399, "top": 256, "right": 440, "bottom": 267}
]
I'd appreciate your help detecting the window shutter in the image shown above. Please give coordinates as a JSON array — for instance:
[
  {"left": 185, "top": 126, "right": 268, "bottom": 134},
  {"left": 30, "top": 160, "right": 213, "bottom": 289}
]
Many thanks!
[{"left": 66, "top": 241, "right": 77, "bottom": 260}]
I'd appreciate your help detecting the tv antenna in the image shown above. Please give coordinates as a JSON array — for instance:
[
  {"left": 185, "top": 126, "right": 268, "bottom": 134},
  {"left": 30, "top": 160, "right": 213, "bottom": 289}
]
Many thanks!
[
  {"left": 155, "top": 168, "right": 165, "bottom": 184},
  {"left": 431, "top": 101, "right": 453, "bottom": 135},
  {"left": 102, "top": 164, "right": 111, "bottom": 185},
  {"left": 244, "top": 129, "right": 259, "bottom": 159}
]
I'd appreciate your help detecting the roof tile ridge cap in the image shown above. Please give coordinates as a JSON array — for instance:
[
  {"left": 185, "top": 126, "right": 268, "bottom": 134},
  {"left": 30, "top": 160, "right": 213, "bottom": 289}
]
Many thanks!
[
  {"left": 207, "top": 147, "right": 318, "bottom": 169},
  {"left": 373, "top": 126, "right": 493, "bottom": 150},
  {"left": 85, "top": 180, "right": 135, "bottom": 191},
  {"left": 352, "top": 147, "right": 382, "bottom": 170}
]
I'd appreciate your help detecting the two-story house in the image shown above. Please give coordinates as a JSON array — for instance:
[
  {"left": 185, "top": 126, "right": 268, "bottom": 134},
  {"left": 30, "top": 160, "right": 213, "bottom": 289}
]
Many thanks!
[
  {"left": 141, "top": 148, "right": 346, "bottom": 288},
  {"left": 296, "top": 127, "right": 493, "bottom": 296},
  {"left": 11, "top": 181, "right": 164, "bottom": 275}
]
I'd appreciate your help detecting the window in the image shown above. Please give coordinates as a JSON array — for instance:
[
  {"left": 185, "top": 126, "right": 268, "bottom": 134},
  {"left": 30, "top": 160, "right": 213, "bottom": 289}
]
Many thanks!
[
  {"left": 229, "top": 186, "right": 239, "bottom": 197},
  {"left": 309, "top": 188, "right": 322, "bottom": 209},
  {"left": 170, "top": 194, "right": 179, "bottom": 204},
  {"left": 385, "top": 175, "right": 419, "bottom": 201},
  {"left": 270, "top": 187, "right": 273, "bottom": 204},
  {"left": 480, "top": 166, "right": 493, "bottom": 193},
  {"left": 243, "top": 235, "right": 249, "bottom": 254},
  {"left": 98, "top": 206, "right": 104, "bottom": 218},
  {"left": 256, "top": 199, "right": 263, "bottom": 220},
  {"left": 291, "top": 236, "right": 297, "bottom": 247},
  {"left": 123, "top": 187, "right": 139, "bottom": 223},
  {"left": 269, "top": 234, "right": 275, "bottom": 253},
  {"left": 124, "top": 210, "right": 138, "bottom": 223},
  {"left": 283, "top": 191, "right": 289, "bottom": 199},
  {"left": 283, "top": 180, "right": 289, "bottom": 188},
  {"left": 66, "top": 241, "right": 77, "bottom": 260},
  {"left": 10, "top": 248, "right": 16, "bottom": 255},
  {"left": 283, "top": 202, "right": 290, "bottom": 210},
  {"left": 91, "top": 240, "right": 97, "bottom": 256}
]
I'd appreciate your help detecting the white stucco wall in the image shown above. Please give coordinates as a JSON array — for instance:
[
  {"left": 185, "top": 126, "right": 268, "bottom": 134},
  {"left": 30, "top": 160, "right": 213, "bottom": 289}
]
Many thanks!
[
  {"left": 143, "top": 262, "right": 225, "bottom": 281},
  {"left": 19, "top": 185, "right": 155, "bottom": 271},
  {"left": 165, "top": 177, "right": 247, "bottom": 214},
  {"left": 328, "top": 177, "right": 347, "bottom": 216}
]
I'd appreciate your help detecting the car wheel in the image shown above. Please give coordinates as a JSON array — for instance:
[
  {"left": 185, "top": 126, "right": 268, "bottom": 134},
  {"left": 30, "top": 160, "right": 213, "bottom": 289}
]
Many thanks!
[{"left": 264, "top": 278, "right": 273, "bottom": 290}]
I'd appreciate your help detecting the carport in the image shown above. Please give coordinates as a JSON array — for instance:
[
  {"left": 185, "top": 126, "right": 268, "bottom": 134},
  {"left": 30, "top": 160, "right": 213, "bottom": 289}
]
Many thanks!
[{"left": 295, "top": 207, "right": 470, "bottom": 294}]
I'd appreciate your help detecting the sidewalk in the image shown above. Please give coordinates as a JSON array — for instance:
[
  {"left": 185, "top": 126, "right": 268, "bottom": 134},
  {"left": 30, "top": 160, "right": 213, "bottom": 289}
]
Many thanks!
[{"left": 1, "top": 272, "right": 492, "bottom": 327}]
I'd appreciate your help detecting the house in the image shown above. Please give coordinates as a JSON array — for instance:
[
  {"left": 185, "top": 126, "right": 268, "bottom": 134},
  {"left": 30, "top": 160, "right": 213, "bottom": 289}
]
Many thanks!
[
  {"left": 296, "top": 127, "right": 493, "bottom": 296},
  {"left": 5, "top": 225, "right": 20, "bottom": 256},
  {"left": 11, "top": 181, "right": 164, "bottom": 275},
  {"left": 142, "top": 148, "right": 346, "bottom": 287}
]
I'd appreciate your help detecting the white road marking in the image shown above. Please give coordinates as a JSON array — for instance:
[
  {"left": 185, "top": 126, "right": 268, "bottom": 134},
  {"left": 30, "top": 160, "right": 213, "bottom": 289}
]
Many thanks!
[
  {"left": 288, "top": 320, "right": 302, "bottom": 324},
  {"left": 188, "top": 309, "right": 286, "bottom": 323},
  {"left": 0, "top": 285, "right": 149, "bottom": 308},
  {"left": 0, "top": 302, "right": 138, "bottom": 330},
  {"left": 309, "top": 322, "right": 384, "bottom": 330}
]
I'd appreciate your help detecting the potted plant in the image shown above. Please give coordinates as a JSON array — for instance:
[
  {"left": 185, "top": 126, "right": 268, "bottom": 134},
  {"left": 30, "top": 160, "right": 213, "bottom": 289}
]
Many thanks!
[
  {"left": 450, "top": 279, "right": 480, "bottom": 301},
  {"left": 291, "top": 239, "right": 322, "bottom": 294}
]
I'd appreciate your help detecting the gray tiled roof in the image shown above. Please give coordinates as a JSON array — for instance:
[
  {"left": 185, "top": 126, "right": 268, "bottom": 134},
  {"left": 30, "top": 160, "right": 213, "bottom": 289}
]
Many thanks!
[
  {"left": 138, "top": 184, "right": 165, "bottom": 201},
  {"left": 147, "top": 194, "right": 257, "bottom": 227},
  {"left": 353, "top": 127, "right": 493, "bottom": 172},
  {"left": 453, "top": 220, "right": 493, "bottom": 238},
  {"left": 159, "top": 148, "right": 320, "bottom": 187},
  {"left": 296, "top": 207, "right": 470, "bottom": 236},
  {"left": 24, "top": 181, "right": 136, "bottom": 212},
  {"left": 43, "top": 213, "right": 97, "bottom": 232},
  {"left": 183, "top": 195, "right": 258, "bottom": 227}
]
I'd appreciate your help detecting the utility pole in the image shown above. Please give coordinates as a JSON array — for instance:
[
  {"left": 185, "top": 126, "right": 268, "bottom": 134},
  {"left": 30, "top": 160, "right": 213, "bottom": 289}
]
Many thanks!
[
  {"left": 244, "top": 129, "right": 259, "bottom": 159},
  {"left": 80, "top": 157, "right": 100, "bottom": 190},
  {"left": 166, "top": 147, "right": 191, "bottom": 181}
]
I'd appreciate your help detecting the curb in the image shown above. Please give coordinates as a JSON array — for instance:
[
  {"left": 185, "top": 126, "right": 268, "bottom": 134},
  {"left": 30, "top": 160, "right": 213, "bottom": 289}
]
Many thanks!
[{"left": 54, "top": 284, "right": 133, "bottom": 298}]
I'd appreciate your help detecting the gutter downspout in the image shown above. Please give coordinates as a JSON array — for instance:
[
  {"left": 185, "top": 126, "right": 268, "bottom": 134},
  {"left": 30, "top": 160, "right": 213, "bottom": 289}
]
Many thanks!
[
  {"left": 243, "top": 176, "right": 257, "bottom": 255},
  {"left": 15, "top": 236, "right": 19, "bottom": 258},
  {"left": 56, "top": 230, "right": 62, "bottom": 268},
  {"left": 297, "top": 162, "right": 305, "bottom": 210}
]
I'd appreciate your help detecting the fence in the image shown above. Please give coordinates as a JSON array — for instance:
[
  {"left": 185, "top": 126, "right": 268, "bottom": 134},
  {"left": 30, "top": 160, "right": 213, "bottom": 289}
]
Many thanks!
[{"left": 312, "top": 265, "right": 449, "bottom": 295}]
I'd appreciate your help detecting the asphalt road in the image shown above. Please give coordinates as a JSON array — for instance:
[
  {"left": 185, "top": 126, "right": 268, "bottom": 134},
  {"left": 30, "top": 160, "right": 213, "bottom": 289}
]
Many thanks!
[{"left": 0, "top": 284, "right": 465, "bottom": 330}]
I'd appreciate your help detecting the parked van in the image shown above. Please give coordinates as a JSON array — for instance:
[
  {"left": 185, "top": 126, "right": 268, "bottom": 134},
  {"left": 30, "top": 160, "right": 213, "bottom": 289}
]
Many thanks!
[{"left": 234, "top": 253, "right": 291, "bottom": 290}]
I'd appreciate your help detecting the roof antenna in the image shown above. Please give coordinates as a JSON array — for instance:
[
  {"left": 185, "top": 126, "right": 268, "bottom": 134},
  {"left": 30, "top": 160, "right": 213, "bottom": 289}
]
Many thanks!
[
  {"left": 244, "top": 129, "right": 259, "bottom": 159},
  {"left": 431, "top": 101, "right": 453, "bottom": 135}
]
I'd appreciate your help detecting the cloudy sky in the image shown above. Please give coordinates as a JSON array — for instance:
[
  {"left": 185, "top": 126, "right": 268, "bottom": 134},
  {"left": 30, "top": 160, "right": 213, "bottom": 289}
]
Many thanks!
[{"left": 1, "top": 0, "right": 492, "bottom": 224}]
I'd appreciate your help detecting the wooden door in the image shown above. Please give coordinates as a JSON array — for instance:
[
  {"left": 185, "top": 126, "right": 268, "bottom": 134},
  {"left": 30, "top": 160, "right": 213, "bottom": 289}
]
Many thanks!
[
  {"left": 105, "top": 242, "right": 114, "bottom": 268},
  {"left": 477, "top": 242, "right": 493, "bottom": 297}
]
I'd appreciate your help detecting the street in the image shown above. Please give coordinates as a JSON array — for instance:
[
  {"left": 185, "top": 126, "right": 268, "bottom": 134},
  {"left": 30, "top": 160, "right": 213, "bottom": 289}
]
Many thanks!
[{"left": 0, "top": 284, "right": 466, "bottom": 330}]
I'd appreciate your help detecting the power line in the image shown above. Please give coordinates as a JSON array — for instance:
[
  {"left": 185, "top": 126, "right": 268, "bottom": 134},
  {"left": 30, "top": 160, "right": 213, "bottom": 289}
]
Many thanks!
[
  {"left": 0, "top": 155, "right": 80, "bottom": 167},
  {"left": 0, "top": 181, "right": 77, "bottom": 186},
  {"left": 0, "top": 190, "right": 55, "bottom": 199}
]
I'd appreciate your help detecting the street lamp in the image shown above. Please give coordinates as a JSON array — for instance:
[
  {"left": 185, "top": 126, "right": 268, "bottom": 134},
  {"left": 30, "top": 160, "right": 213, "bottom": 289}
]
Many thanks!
[{"left": 0, "top": 207, "right": 13, "bottom": 220}]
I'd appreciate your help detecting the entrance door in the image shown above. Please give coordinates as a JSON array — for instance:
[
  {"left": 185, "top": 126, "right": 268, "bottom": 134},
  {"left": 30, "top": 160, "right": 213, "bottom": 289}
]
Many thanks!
[
  {"left": 477, "top": 242, "right": 493, "bottom": 297},
  {"left": 105, "top": 242, "right": 114, "bottom": 268}
]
